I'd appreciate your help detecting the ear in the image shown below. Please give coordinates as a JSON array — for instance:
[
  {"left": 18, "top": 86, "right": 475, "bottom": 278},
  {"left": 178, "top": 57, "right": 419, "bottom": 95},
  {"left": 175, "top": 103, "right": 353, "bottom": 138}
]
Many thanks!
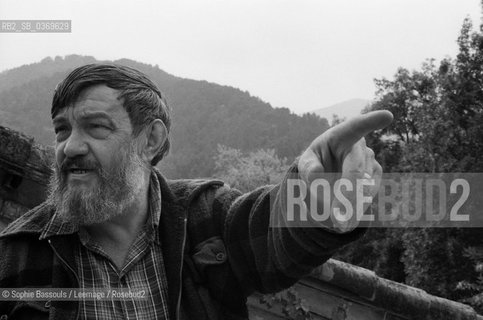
[{"left": 141, "top": 119, "right": 167, "bottom": 163}]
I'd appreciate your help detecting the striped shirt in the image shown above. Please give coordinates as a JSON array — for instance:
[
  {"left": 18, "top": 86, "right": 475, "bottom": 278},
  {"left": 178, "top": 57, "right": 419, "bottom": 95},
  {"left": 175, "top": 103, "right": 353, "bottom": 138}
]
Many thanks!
[{"left": 42, "top": 172, "right": 170, "bottom": 320}]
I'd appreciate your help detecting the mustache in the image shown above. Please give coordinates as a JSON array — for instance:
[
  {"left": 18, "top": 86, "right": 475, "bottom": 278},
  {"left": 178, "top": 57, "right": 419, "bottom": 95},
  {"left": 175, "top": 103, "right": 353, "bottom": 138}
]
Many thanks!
[{"left": 59, "top": 157, "right": 100, "bottom": 172}]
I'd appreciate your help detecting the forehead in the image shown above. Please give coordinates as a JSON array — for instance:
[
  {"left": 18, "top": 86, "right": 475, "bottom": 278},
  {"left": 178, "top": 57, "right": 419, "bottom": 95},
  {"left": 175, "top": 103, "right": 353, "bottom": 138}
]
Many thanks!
[{"left": 54, "top": 85, "right": 128, "bottom": 122}]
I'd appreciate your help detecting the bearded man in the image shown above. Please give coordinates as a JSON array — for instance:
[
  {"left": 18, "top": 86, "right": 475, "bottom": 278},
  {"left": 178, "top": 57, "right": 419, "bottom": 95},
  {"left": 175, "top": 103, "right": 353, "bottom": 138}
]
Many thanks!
[{"left": 0, "top": 64, "right": 392, "bottom": 320}]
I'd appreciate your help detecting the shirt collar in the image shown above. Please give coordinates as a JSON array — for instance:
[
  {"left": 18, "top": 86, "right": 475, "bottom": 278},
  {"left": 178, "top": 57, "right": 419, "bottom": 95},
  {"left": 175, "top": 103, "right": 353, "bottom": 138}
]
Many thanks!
[{"left": 39, "top": 169, "right": 162, "bottom": 242}]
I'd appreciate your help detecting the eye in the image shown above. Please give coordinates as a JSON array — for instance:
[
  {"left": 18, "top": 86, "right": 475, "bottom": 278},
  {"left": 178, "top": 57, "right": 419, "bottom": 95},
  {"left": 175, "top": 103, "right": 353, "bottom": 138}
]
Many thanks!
[
  {"left": 90, "top": 124, "right": 108, "bottom": 129},
  {"left": 54, "top": 125, "right": 67, "bottom": 134},
  {"left": 54, "top": 126, "right": 70, "bottom": 141},
  {"left": 87, "top": 123, "right": 112, "bottom": 139}
]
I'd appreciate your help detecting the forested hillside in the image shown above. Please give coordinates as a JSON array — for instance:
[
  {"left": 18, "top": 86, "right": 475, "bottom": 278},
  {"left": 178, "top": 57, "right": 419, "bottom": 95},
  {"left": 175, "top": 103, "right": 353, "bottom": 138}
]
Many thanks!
[{"left": 0, "top": 55, "right": 329, "bottom": 178}]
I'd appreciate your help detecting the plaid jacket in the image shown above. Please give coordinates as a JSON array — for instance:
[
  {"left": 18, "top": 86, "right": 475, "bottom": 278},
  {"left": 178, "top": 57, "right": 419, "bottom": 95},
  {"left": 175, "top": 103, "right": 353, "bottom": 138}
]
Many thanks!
[{"left": 0, "top": 165, "right": 365, "bottom": 320}]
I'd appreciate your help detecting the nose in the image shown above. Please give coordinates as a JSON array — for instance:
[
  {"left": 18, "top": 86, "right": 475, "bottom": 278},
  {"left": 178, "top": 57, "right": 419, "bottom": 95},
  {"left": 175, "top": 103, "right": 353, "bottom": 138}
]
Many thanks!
[{"left": 62, "top": 129, "right": 89, "bottom": 158}]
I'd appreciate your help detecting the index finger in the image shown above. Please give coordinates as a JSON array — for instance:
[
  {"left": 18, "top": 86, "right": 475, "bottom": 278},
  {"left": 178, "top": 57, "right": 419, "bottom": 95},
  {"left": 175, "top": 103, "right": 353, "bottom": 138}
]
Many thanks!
[{"left": 329, "top": 110, "right": 393, "bottom": 152}]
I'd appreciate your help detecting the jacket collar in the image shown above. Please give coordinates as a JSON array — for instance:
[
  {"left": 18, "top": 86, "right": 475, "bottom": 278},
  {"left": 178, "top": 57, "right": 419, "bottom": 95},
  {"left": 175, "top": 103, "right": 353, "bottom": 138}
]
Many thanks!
[
  {"left": 0, "top": 201, "right": 55, "bottom": 238},
  {"left": 154, "top": 168, "right": 224, "bottom": 320},
  {"left": 157, "top": 172, "right": 187, "bottom": 320}
]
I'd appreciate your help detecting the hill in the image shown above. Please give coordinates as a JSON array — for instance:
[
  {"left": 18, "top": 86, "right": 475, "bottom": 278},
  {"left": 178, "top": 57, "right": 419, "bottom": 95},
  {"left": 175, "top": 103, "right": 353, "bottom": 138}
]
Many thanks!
[
  {"left": 0, "top": 55, "right": 330, "bottom": 178},
  {"left": 310, "top": 98, "right": 370, "bottom": 123}
]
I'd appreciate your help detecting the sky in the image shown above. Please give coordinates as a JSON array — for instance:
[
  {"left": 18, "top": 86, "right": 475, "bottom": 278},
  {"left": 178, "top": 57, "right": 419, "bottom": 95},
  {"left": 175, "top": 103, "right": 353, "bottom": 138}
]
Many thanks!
[{"left": 0, "top": 0, "right": 481, "bottom": 114}]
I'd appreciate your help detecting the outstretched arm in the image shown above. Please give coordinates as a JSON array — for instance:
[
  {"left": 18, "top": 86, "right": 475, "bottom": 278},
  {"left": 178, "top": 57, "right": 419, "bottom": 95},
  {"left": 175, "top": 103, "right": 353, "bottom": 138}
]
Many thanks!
[{"left": 221, "top": 111, "right": 393, "bottom": 294}]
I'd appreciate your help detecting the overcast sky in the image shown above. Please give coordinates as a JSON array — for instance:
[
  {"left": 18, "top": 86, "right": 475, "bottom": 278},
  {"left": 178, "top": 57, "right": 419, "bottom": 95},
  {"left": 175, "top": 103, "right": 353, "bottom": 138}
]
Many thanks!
[{"left": 0, "top": 0, "right": 480, "bottom": 114}]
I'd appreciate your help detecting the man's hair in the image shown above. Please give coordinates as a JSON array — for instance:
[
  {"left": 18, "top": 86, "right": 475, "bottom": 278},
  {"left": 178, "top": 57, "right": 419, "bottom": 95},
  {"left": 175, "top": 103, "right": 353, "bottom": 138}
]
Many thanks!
[{"left": 51, "top": 63, "right": 171, "bottom": 165}]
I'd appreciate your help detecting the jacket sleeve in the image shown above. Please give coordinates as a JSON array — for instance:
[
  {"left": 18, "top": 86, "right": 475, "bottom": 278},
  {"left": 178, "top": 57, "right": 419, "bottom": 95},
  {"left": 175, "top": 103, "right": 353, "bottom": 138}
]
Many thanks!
[{"left": 215, "top": 162, "right": 366, "bottom": 295}]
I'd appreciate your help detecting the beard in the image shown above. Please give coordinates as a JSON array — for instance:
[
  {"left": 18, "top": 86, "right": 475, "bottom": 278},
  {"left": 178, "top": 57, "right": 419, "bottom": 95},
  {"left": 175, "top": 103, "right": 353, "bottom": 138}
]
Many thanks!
[{"left": 47, "top": 142, "right": 148, "bottom": 227}]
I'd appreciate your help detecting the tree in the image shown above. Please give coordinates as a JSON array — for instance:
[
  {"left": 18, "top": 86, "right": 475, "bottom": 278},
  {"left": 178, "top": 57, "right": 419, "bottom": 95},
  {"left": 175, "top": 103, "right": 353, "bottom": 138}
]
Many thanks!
[
  {"left": 213, "top": 145, "right": 289, "bottom": 192},
  {"left": 456, "top": 246, "right": 483, "bottom": 314},
  {"left": 361, "top": 11, "right": 483, "bottom": 307}
]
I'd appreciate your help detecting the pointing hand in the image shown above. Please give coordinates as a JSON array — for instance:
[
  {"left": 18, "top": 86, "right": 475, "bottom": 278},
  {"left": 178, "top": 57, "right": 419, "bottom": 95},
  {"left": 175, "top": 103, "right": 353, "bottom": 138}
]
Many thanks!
[{"left": 298, "top": 110, "right": 394, "bottom": 232}]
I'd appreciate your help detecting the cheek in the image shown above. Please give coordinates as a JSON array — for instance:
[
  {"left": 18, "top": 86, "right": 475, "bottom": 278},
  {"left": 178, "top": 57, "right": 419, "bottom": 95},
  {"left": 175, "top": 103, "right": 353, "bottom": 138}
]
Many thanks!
[
  {"left": 92, "top": 136, "right": 134, "bottom": 168},
  {"left": 94, "top": 147, "right": 121, "bottom": 170}
]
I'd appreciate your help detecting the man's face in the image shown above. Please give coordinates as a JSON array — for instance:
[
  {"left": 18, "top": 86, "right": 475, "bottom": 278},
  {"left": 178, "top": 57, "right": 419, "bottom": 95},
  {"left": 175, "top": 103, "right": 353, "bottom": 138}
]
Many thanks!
[{"left": 49, "top": 85, "right": 147, "bottom": 226}]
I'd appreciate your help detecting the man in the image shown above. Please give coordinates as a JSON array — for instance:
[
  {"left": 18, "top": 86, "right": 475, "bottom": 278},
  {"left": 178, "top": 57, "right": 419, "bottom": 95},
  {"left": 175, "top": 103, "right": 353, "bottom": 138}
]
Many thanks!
[{"left": 0, "top": 64, "right": 392, "bottom": 319}]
